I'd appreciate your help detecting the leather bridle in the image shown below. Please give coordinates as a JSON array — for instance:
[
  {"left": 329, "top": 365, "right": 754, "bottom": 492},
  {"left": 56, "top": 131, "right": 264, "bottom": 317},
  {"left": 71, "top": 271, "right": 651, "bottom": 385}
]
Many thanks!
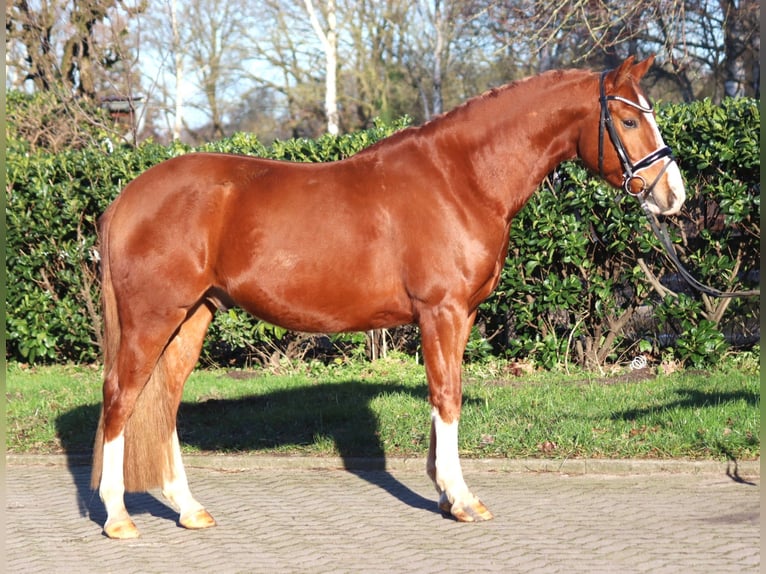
[
  {"left": 598, "top": 70, "right": 675, "bottom": 198},
  {"left": 598, "top": 70, "right": 758, "bottom": 299}
]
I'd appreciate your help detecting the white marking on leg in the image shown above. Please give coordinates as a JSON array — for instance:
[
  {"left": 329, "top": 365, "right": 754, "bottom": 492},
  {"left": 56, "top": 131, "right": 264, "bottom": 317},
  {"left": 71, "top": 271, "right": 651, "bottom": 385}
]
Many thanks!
[
  {"left": 431, "top": 407, "right": 471, "bottom": 506},
  {"left": 162, "top": 429, "right": 206, "bottom": 519},
  {"left": 99, "top": 433, "right": 132, "bottom": 528}
]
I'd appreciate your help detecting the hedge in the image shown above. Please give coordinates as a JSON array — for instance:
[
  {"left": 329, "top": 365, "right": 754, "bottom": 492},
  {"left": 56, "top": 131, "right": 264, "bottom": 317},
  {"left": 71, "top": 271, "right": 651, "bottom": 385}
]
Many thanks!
[{"left": 5, "top": 96, "right": 760, "bottom": 368}]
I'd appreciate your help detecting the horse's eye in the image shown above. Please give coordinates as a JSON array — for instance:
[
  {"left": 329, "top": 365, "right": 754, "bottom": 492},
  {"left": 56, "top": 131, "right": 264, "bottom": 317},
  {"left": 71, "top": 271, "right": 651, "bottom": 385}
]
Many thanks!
[{"left": 622, "top": 119, "right": 638, "bottom": 129}]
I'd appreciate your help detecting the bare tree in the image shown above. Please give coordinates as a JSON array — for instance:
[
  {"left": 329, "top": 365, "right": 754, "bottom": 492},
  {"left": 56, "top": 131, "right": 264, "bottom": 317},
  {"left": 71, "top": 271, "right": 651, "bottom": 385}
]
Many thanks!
[
  {"left": 408, "top": 0, "right": 491, "bottom": 119},
  {"left": 130, "top": 0, "right": 257, "bottom": 142},
  {"left": 8, "top": 0, "right": 144, "bottom": 99},
  {"left": 9, "top": 0, "right": 758, "bottom": 147},
  {"left": 135, "top": 0, "right": 192, "bottom": 142},
  {"left": 304, "top": 0, "right": 339, "bottom": 134},
  {"left": 6, "top": 0, "right": 146, "bottom": 149},
  {"left": 242, "top": 0, "right": 326, "bottom": 137},
  {"left": 181, "top": 0, "right": 254, "bottom": 140},
  {"left": 478, "top": 0, "right": 760, "bottom": 101},
  {"left": 719, "top": 0, "right": 759, "bottom": 97},
  {"left": 169, "top": 0, "right": 184, "bottom": 139},
  {"left": 6, "top": 0, "right": 61, "bottom": 92}
]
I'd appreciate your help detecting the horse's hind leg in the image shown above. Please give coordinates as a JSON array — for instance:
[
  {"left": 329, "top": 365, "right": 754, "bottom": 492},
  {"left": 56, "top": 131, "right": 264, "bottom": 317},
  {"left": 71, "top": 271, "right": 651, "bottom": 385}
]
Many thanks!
[
  {"left": 159, "top": 302, "right": 216, "bottom": 530},
  {"left": 98, "top": 429, "right": 134, "bottom": 538},
  {"left": 97, "top": 303, "right": 213, "bottom": 539},
  {"left": 98, "top": 310, "right": 188, "bottom": 539}
]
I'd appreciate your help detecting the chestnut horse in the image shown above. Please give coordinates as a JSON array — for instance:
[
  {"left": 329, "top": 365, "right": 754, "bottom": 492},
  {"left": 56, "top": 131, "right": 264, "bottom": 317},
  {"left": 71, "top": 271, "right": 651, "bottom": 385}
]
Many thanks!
[{"left": 91, "top": 55, "right": 685, "bottom": 538}]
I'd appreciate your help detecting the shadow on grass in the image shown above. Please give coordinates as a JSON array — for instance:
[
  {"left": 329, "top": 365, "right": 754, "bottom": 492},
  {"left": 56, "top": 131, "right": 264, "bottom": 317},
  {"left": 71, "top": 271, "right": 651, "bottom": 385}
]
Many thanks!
[
  {"left": 611, "top": 387, "right": 759, "bottom": 422},
  {"left": 57, "top": 377, "right": 454, "bottom": 531},
  {"left": 610, "top": 386, "right": 759, "bottom": 483}
]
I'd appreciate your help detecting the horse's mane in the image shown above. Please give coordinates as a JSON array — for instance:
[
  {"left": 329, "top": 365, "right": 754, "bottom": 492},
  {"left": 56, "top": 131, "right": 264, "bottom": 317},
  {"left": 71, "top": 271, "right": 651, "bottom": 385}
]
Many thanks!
[
  {"left": 427, "top": 69, "right": 574, "bottom": 124},
  {"left": 354, "top": 67, "right": 591, "bottom": 156}
]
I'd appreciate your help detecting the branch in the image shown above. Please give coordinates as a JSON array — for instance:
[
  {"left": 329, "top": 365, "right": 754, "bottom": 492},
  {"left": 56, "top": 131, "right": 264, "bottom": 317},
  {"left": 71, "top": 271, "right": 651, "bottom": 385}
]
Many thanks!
[
  {"left": 637, "top": 258, "right": 678, "bottom": 299},
  {"left": 701, "top": 249, "right": 742, "bottom": 325}
]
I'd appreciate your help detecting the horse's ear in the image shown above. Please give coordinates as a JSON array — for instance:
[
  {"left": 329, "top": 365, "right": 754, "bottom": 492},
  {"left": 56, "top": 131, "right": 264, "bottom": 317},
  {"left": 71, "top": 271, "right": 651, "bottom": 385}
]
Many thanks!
[
  {"left": 610, "top": 54, "right": 654, "bottom": 88},
  {"left": 630, "top": 55, "right": 655, "bottom": 82}
]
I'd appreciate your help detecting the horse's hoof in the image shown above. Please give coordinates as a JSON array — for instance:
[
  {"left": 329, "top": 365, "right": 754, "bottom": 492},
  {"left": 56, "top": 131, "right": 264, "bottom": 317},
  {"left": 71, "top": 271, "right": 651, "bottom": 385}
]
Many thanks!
[
  {"left": 179, "top": 508, "right": 217, "bottom": 530},
  {"left": 440, "top": 496, "right": 494, "bottom": 522},
  {"left": 104, "top": 517, "right": 140, "bottom": 539}
]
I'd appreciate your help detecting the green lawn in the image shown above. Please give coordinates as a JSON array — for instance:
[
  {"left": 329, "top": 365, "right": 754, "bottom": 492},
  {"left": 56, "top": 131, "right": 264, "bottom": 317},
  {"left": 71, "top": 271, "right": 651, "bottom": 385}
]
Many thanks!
[{"left": 5, "top": 352, "right": 760, "bottom": 461}]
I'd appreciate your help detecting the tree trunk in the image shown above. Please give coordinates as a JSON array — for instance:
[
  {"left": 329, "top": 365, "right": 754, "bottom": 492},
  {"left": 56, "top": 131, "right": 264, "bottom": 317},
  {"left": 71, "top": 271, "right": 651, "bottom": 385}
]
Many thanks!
[
  {"left": 170, "top": 0, "right": 184, "bottom": 141},
  {"left": 720, "top": 0, "right": 760, "bottom": 97},
  {"left": 432, "top": 0, "right": 445, "bottom": 117},
  {"left": 304, "top": 0, "right": 339, "bottom": 135}
]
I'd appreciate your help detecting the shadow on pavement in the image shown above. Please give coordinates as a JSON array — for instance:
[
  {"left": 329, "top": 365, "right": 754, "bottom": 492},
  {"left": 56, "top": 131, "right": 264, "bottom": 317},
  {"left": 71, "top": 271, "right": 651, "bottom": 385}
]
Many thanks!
[{"left": 57, "top": 377, "right": 451, "bottom": 531}]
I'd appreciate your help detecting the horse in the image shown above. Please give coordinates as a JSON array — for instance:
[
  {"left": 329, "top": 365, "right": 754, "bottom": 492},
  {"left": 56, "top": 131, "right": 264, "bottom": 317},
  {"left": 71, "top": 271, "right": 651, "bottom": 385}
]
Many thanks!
[{"left": 91, "top": 55, "right": 685, "bottom": 539}]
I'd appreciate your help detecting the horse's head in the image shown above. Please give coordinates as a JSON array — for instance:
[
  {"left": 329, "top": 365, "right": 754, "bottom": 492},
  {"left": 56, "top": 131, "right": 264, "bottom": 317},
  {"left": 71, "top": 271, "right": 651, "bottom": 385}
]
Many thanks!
[{"left": 579, "top": 55, "right": 685, "bottom": 215}]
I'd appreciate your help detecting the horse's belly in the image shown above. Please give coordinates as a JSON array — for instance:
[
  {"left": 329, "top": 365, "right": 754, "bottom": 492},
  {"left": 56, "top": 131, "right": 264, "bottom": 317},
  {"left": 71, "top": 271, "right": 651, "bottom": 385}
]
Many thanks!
[
  {"left": 234, "top": 294, "right": 413, "bottom": 334},
  {"left": 224, "top": 267, "right": 414, "bottom": 334}
]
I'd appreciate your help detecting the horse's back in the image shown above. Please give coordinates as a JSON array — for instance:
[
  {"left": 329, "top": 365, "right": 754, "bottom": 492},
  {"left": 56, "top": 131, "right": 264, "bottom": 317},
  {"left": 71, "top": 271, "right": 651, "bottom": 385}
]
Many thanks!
[{"left": 103, "top": 152, "right": 418, "bottom": 332}]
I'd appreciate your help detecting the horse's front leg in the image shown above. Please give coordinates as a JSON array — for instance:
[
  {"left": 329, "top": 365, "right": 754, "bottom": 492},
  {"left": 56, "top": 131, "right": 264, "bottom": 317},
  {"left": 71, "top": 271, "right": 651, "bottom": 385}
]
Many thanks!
[{"left": 420, "top": 305, "right": 493, "bottom": 522}]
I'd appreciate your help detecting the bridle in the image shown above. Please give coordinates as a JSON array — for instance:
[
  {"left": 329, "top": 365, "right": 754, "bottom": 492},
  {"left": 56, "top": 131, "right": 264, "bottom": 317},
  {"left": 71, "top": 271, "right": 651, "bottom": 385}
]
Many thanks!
[
  {"left": 598, "top": 70, "right": 759, "bottom": 299},
  {"left": 598, "top": 70, "right": 674, "bottom": 198}
]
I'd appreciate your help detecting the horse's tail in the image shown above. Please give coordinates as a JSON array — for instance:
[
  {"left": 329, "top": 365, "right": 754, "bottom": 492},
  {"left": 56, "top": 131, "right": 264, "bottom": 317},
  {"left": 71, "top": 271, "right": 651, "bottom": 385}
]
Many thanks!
[
  {"left": 91, "top": 205, "right": 118, "bottom": 490},
  {"left": 91, "top": 203, "right": 176, "bottom": 492}
]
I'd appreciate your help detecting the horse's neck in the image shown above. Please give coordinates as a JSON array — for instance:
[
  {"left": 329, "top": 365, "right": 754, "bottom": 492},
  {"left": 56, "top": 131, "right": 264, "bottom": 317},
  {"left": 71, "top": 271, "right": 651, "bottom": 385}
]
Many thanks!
[{"left": 452, "top": 71, "right": 595, "bottom": 219}]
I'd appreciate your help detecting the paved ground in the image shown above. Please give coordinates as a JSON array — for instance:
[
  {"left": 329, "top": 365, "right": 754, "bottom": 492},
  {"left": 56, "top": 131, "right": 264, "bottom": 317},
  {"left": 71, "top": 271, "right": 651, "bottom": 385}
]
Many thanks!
[{"left": 5, "top": 455, "right": 760, "bottom": 573}]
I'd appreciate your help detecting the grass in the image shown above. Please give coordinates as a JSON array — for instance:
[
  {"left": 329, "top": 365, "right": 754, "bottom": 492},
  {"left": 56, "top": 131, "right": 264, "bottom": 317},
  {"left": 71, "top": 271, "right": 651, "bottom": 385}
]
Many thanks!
[{"left": 5, "top": 352, "right": 760, "bottom": 462}]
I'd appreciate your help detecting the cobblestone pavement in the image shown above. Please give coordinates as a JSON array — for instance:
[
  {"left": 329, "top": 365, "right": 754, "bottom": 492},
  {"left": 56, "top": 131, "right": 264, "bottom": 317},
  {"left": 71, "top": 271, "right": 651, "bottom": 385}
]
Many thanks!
[{"left": 5, "top": 456, "right": 760, "bottom": 573}]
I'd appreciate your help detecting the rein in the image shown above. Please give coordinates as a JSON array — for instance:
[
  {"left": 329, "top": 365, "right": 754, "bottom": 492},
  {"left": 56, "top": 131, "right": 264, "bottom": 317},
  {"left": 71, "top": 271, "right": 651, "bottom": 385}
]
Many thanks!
[
  {"left": 598, "top": 70, "right": 760, "bottom": 299},
  {"left": 639, "top": 199, "right": 760, "bottom": 298}
]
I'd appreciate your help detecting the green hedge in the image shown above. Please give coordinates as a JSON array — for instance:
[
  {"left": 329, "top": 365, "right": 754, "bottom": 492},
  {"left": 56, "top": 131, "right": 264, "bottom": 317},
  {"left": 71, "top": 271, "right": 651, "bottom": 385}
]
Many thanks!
[{"left": 5, "top": 97, "right": 760, "bottom": 368}]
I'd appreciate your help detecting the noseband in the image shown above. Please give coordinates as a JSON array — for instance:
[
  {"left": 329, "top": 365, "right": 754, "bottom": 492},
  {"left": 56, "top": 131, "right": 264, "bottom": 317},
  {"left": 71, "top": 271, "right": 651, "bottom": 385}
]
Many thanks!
[
  {"left": 598, "top": 70, "right": 674, "bottom": 197},
  {"left": 598, "top": 72, "right": 759, "bottom": 299}
]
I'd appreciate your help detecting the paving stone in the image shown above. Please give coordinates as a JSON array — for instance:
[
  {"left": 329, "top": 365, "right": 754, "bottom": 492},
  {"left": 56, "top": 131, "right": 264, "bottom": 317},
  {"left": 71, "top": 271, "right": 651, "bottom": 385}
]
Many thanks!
[{"left": 5, "top": 459, "right": 760, "bottom": 573}]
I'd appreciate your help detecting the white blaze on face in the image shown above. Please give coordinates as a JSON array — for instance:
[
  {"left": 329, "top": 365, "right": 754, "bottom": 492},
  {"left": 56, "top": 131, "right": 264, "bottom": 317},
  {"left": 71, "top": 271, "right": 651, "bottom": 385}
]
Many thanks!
[{"left": 638, "top": 94, "right": 686, "bottom": 215}]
